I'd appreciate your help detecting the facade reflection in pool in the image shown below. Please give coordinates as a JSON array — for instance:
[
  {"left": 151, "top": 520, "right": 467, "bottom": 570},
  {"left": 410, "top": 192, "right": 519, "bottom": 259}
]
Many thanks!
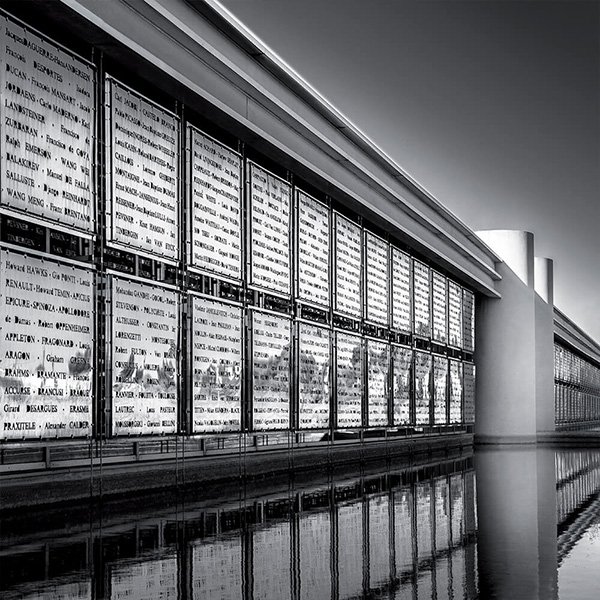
[
  {"left": 8, "top": 447, "right": 600, "bottom": 599},
  {"left": 0, "top": 457, "right": 477, "bottom": 599}
]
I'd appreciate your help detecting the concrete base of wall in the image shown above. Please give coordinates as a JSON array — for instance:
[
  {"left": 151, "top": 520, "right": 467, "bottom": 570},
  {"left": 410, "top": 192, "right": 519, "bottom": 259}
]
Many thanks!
[
  {"left": 477, "top": 431, "right": 600, "bottom": 446},
  {"left": 538, "top": 430, "right": 600, "bottom": 447},
  {"left": 475, "top": 434, "right": 538, "bottom": 445},
  {"left": 0, "top": 433, "right": 473, "bottom": 511}
]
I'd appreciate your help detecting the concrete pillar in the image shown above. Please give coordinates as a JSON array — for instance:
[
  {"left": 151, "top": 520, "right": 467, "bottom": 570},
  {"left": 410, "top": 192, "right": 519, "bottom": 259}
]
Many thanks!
[
  {"left": 535, "top": 258, "right": 555, "bottom": 434},
  {"left": 534, "top": 257, "right": 554, "bottom": 305},
  {"left": 475, "top": 230, "right": 537, "bottom": 443},
  {"left": 476, "top": 447, "right": 558, "bottom": 599}
]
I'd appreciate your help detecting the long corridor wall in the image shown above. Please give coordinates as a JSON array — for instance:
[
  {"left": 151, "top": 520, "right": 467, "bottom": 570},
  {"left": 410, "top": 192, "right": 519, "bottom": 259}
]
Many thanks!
[
  {"left": 554, "top": 344, "right": 600, "bottom": 429},
  {"left": 0, "top": 7, "right": 476, "bottom": 460}
]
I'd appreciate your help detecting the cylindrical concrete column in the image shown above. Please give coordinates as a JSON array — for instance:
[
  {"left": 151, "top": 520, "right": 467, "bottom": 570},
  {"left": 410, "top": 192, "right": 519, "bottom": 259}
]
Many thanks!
[
  {"left": 474, "top": 231, "right": 557, "bottom": 441},
  {"left": 478, "top": 230, "right": 534, "bottom": 287},
  {"left": 534, "top": 257, "right": 554, "bottom": 305},
  {"left": 535, "top": 257, "right": 555, "bottom": 434},
  {"left": 475, "top": 230, "right": 537, "bottom": 443}
]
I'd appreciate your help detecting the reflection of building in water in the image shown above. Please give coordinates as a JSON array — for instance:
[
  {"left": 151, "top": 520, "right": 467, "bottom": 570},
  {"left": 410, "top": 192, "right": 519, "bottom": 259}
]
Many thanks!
[
  {"left": 0, "top": 456, "right": 477, "bottom": 599},
  {"left": 556, "top": 449, "right": 600, "bottom": 561}
]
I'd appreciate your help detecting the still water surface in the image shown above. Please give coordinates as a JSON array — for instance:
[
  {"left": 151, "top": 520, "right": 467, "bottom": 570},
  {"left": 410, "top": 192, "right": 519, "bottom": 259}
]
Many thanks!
[{"left": 2, "top": 447, "right": 600, "bottom": 599}]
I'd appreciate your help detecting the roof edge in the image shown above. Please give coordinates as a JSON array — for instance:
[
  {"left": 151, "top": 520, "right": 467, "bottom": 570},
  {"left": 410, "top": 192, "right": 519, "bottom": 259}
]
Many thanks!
[{"left": 195, "top": 0, "right": 499, "bottom": 262}]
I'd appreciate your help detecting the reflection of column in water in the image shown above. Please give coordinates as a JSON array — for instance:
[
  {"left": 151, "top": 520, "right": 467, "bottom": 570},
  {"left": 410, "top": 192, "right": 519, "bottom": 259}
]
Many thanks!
[
  {"left": 476, "top": 447, "right": 558, "bottom": 600},
  {"left": 538, "top": 447, "right": 559, "bottom": 600}
]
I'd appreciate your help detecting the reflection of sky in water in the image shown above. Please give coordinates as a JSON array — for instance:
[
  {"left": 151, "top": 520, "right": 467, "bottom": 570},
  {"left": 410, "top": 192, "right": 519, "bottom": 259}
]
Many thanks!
[{"left": 559, "top": 524, "right": 600, "bottom": 600}]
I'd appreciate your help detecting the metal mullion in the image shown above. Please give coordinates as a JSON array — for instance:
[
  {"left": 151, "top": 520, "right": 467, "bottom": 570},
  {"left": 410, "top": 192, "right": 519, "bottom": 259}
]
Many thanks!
[
  {"left": 244, "top": 308, "right": 253, "bottom": 433},
  {"left": 362, "top": 496, "right": 370, "bottom": 595},
  {"left": 332, "top": 330, "right": 338, "bottom": 431},
  {"left": 292, "top": 320, "right": 299, "bottom": 433},
  {"left": 177, "top": 101, "right": 187, "bottom": 442},
  {"left": 94, "top": 47, "right": 108, "bottom": 443}
]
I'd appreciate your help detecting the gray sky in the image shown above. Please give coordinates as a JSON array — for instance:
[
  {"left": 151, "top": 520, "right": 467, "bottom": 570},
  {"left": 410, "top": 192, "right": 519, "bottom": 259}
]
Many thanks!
[{"left": 220, "top": 0, "right": 600, "bottom": 342}]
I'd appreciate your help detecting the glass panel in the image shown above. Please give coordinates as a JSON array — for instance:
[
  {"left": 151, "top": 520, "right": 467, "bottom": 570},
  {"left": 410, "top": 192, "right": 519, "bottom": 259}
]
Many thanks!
[
  {"left": 251, "top": 310, "right": 291, "bottom": 431},
  {"left": 336, "top": 332, "right": 363, "bottom": 428}
]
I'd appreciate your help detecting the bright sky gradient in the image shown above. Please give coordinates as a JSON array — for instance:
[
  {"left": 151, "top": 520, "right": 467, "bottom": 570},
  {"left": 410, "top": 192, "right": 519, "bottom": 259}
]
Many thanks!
[{"left": 220, "top": 0, "right": 600, "bottom": 341}]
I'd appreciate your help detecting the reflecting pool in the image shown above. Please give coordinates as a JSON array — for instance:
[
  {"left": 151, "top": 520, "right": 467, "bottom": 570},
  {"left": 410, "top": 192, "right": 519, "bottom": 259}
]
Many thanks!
[{"left": 2, "top": 447, "right": 600, "bottom": 599}]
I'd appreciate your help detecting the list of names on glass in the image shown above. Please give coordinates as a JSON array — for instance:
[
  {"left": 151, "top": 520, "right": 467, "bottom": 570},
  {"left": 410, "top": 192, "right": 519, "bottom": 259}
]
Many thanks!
[
  {"left": 251, "top": 310, "right": 290, "bottom": 430},
  {"left": 449, "top": 360, "right": 463, "bottom": 424},
  {"left": 463, "top": 362, "right": 475, "bottom": 423},
  {"left": 432, "top": 271, "right": 447, "bottom": 343},
  {"left": 415, "top": 351, "right": 432, "bottom": 425},
  {"left": 413, "top": 260, "right": 431, "bottom": 337},
  {"left": 191, "top": 537, "right": 242, "bottom": 599},
  {"left": 110, "top": 276, "right": 179, "bottom": 435},
  {"left": 297, "top": 190, "right": 330, "bottom": 307},
  {"left": 367, "top": 340, "right": 389, "bottom": 427},
  {"left": 448, "top": 281, "right": 463, "bottom": 348},
  {"left": 336, "top": 331, "right": 363, "bottom": 428},
  {"left": 188, "top": 127, "right": 242, "bottom": 280},
  {"left": 299, "top": 512, "right": 332, "bottom": 599},
  {"left": 191, "top": 296, "right": 242, "bottom": 433},
  {"left": 391, "top": 248, "right": 411, "bottom": 333},
  {"left": 106, "top": 77, "right": 179, "bottom": 260},
  {"left": 462, "top": 289, "right": 474, "bottom": 352},
  {"left": 416, "top": 482, "right": 433, "bottom": 559},
  {"left": 365, "top": 232, "right": 389, "bottom": 325},
  {"left": 337, "top": 503, "right": 364, "bottom": 598},
  {"left": 434, "top": 479, "right": 450, "bottom": 551},
  {"left": 0, "top": 16, "right": 95, "bottom": 232},
  {"left": 392, "top": 346, "right": 412, "bottom": 425},
  {"left": 394, "top": 487, "right": 414, "bottom": 577},
  {"left": 298, "top": 322, "right": 330, "bottom": 429},
  {"left": 369, "top": 495, "right": 391, "bottom": 588},
  {"left": 334, "top": 214, "right": 362, "bottom": 317},
  {"left": 252, "top": 523, "right": 291, "bottom": 599},
  {"left": 110, "top": 557, "right": 178, "bottom": 600},
  {"left": 0, "top": 249, "right": 94, "bottom": 439},
  {"left": 433, "top": 355, "right": 448, "bottom": 424},
  {"left": 450, "top": 474, "right": 465, "bottom": 545},
  {"left": 249, "top": 163, "right": 291, "bottom": 295}
]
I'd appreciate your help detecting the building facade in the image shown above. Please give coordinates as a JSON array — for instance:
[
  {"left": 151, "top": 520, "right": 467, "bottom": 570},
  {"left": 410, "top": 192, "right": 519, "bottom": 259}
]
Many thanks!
[
  {"left": 0, "top": 0, "right": 598, "bottom": 500},
  {"left": 0, "top": 0, "right": 493, "bottom": 461}
]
